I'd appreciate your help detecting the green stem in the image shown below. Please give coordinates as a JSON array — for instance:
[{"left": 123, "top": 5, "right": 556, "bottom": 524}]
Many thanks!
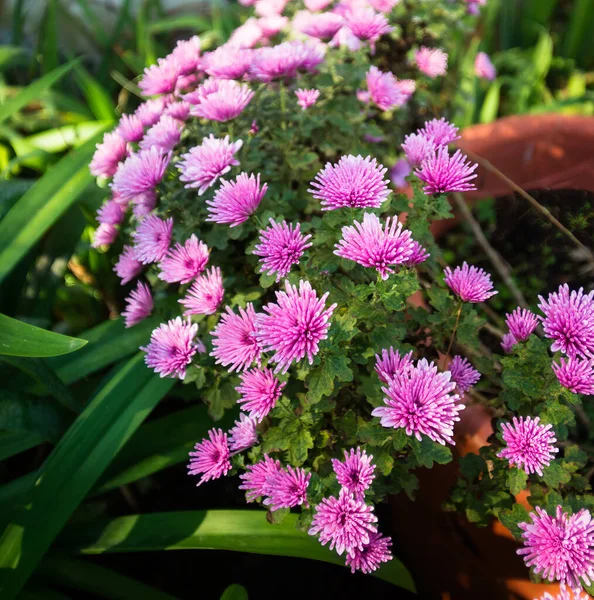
[
  {"left": 446, "top": 301, "right": 463, "bottom": 358},
  {"left": 279, "top": 84, "right": 287, "bottom": 130}
]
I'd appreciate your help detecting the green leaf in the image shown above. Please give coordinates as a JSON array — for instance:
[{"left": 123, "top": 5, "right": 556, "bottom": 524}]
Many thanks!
[
  {"left": 0, "top": 46, "right": 28, "bottom": 71},
  {"left": 410, "top": 437, "right": 452, "bottom": 468},
  {"left": 506, "top": 468, "right": 528, "bottom": 495},
  {"left": 306, "top": 355, "right": 352, "bottom": 405},
  {"left": 220, "top": 584, "right": 248, "bottom": 600},
  {"left": 0, "top": 431, "right": 45, "bottom": 462},
  {"left": 287, "top": 428, "right": 314, "bottom": 467},
  {"left": 479, "top": 81, "right": 501, "bottom": 124},
  {"left": 0, "top": 354, "right": 175, "bottom": 599},
  {"left": 0, "top": 314, "right": 87, "bottom": 358},
  {"left": 23, "top": 121, "right": 112, "bottom": 154},
  {"left": 0, "top": 127, "right": 111, "bottom": 285},
  {"left": 73, "top": 65, "right": 115, "bottom": 121},
  {"left": 499, "top": 503, "right": 530, "bottom": 540},
  {"left": 56, "top": 510, "right": 416, "bottom": 592},
  {"left": 542, "top": 461, "right": 572, "bottom": 489}
]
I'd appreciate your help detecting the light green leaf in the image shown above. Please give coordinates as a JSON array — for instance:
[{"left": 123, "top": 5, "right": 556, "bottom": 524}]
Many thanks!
[
  {"left": 220, "top": 584, "right": 248, "bottom": 600},
  {"left": 73, "top": 65, "right": 115, "bottom": 121},
  {"left": 23, "top": 121, "right": 113, "bottom": 154},
  {"left": 0, "top": 47, "right": 28, "bottom": 71},
  {"left": 506, "top": 468, "right": 528, "bottom": 495}
]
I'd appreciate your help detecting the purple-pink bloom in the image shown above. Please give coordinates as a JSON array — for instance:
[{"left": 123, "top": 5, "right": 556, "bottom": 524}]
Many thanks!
[
  {"left": 141, "top": 317, "right": 205, "bottom": 379},
  {"left": 255, "top": 280, "right": 337, "bottom": 374},
  {"left": 188, "top": 428, "right": 232, "bottom": 486},
  {"left": 330, "top": 26, "right": 363, "bottom": 51},
  {"left": 253, "top": 219, "right": 312, "bottom": 282},
  {"left": 184, "top": 78, "right": 222, "bottom": 105},
  {"left": 135, "top": 97, "right": 169, "bottom": 128},
  {"left": 236, "top": 368, "right": 286, "bottom": 421},
  {"left": 192, "top": 80, "right": 254, "bottom": 122},
  {"left": 369, "top": 0, "right": 399, "bottom": 12},
  {"left": 116, "top": 114, "right": 144, "bottom": 143},
  {"left": 332, "top": 447, "right": 376, "bottom": 499},
  {"left": 249, "top": 40, "right": 325, "bottom": 82},
  {"left": 90, "top": 132, "right": 128, "bottom": 178},
  {"left": 415, "top": 46, "right": 448, "bottom": 78},
  {"left": 416, "top": 147, "right": 478, "bottom": 195},
  {"left": 345, "top": 532, "right": 393, "bottom": 574},
  {"left": 180, "top": 266, "right": 224, "bottom": 315},
  {"left": 294, "top": 11, "right": 344, "bottom": 40},
  {"left": 498, "top": 416, "right": 558, "bottom": 476},
  {"left": 97, "top": 199, "right": 125, "bottom": 225},
  {"left": 538, "top": 285, "right": 594, "bottom": 359},
  {"left": 401, "top": 133, "right": 437, "bottom": 167},
  {"left": 131, "top": 214, "right": 173, "bottom": 264},
  {"left": 139, "top": 115, "right": 183, "bottom": 153},
  {"left": 375, "top": 347, "right": 413, "bottom": 383},
  {"left": 553, "top": 357, "right": 594, "bottom": 395},
  {"left": 131, "top": 190, "right": 157, "bottom": 219},
  {"left": 114, "top": 245, "right": 143, "bottom": 285},
  {"left": 309, "top": 154, "right": 391, "bottom": 210},
  {"left": 258, "top": 14, "right": 289, "bottom": 36},
  {"left": 164, "top": 100, "right": 191, "bottom": 121},
  {"left": 229, "top": 18, "right": 265, "bottom": 49},
  {"left": 334, "top": 212, "right": 415, "bottom": 280},
  {"left": 210, "top": 303, "right": 261, "bottom": 373},
  {"left": 475, "top": 51, "right": 496, "bottom": 81},
  {"left": 505, "top": 308, "right": 539, "bottom": 342},
  {"left": 518, "top": 506, "right": 594, "bottom": 590},
  {"left": 255, "top": 0, "right": 288, "bottom": 17},
  {"left": 404, "top": 241, "right": 430, "bottom": 267},
  {"left": 206, "top": 172, "right": 267, "bottom": 227},
  {"left": 295, "top": 88, "right": 320, "bottom": 110},
  {"left": 448, "top": 355, "right": 481, "bottom": 393},
  {"left": 158, "top": 234, "right": 209, "bottom": 284},
  {"left": 263, "top": 466, "right": 311, "bottom": 511},
  {"left": 536, "top": 584, "right": 591, "bottom": 600},
  {"left": 444, "top": 262, "right": 497, "bottom": 303},
  {"left": 390, "top": 159, "right": 411, "bottom": 188},
  {"left": 420, "top": 117, "right": 460, "bottom": 146},
  {"left": 345, "top": 8, "right": 392, "bottom": 45},
  {"left": 169, "top": 36, "right": 201, "bottom": 77},
  {"left": 229, "top": 413, "right": 259, "bottom": 452},
  {"left": 465, "top": 0, "right": 486, "bottom": 14},
  {"left": 121, "top": 281, "right": 153, "bottom": 328},
  {"left": 501, "top": 332, "right": 518, "bottom": 354},
  {"left": 366, "top": 66, "right": 412, "bottom": 111},
  {"left": 139, "top": 56, "right": 180, "bottom": 97},
  {"left": 308, "top": 489, "right": 378, "bottom": 556},
  {"left": 203, "top": 44, "right": 253, "bottom": 79},
  {"left": 178, "top": 135, "right": 243, "bottom": 196},
  {"left": 372, "top": 358, "right": 464, "bottom": 445},
  {"left": 239, "top": 454, "right": 282, "bottom": 502},
  {"left": 112, "top": 147, "right": 171, "bottom": 202},
  {"left": 92, "top": 223, "right": 118, "bottom": 248},
  {"left": 304, "top": 0, "right": 332, "bottom": 10}
]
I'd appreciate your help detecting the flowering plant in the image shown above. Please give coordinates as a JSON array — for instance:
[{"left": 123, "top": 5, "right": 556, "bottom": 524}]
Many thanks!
[{"left": 90, "top": 0, "right": 594, "bottom": 592}]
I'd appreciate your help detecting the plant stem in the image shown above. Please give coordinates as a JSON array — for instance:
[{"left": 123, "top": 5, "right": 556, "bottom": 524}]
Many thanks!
[
  {"left": 279, "top": 84, "right": 287, "bottom": 130},
  {"left": 446, "top": 301, "right": 463, "bottom": 358},
  {"left": 228, "top": 123, "right": 234, "bottom": 140}
]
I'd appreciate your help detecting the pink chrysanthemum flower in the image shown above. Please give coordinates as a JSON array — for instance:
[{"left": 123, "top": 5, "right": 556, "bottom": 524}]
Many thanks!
[
  {"left": 330, "top": 26, "right": 363, "bottom": 51},
  {"left": 309, "top": 489, "right": 378, "bottom": 556},
  {"left": 304, "top": 0, "right": 332, "bottom": 10},
  {"left": 505, "top": 308, "right": 539, "bottom": 342},
  {"left": 139, "top": 56, "right": 181, "bottom": 97},
  {"left": 334, "top": 212, "right": 415, "bottom": 280},
  {"left": 372, "top": 358, "right": 464, "bottom": 445},
  {"left": 249, "top": 41, "right": 325, "bottom": 82},
  {"left": 375, "top": 347, "right": 413, "bottom": 383},
  {"left": 465, "top": 0, "right": 486, "bottom": 14},
  {"left": 188, "top": 428, "right": 232, "bottom": 486},
  {"left": 239, "top": 454, "right": 282, "bottom": 502},
  {"left": 184, "top": 78, "right": 222, "bottom": 105},
  {"left": 345, "top": 8, "right": 392, "bottom": 45},
  {"left": 369, "top": 0, "right": 399, "bottom": 12},
  {"left": 90, "top": 132, "right": 128, "bottom": 179},
  {"left": 264, "top": 466, "right": 311, "bottom": 511},
  {"left": 416, "top": 147, "right": 478, "bottom": 195},
  {"left": 420, "top": 117, "right": 461, "bottom": 146},
  {"left": 498, "top": 416, "right": 558, "bottom": 475},
  {"left": 229, "top": 413, "right": 259, "bottom": 452},
  {"left": 390, "top": 159, "right": 411, "bottom": 189},
  {"left": 309, "top": 154, "right": 391, "bottom": 210},
  {"left": 169, "top": 36, "right": 201, "bottom": 77},
  {"left": 164, "top": 100, "right": 191, "bottom": 121},
  {"left": 332, "top": 448, "right": 376, "bottom": 499},
  {"left": 141, "top": 317, "right": 204, "bottom": 379},
  {"left": 256, "top": 280, "right": 336, "bottom": 374},
  {"left": 121, "top": 281, "right": 153, "bottom": 328},
  {"left": 537, "top": 583, "right": 591, "bottom": 600},
  {"left": 229, "top": 18, "right": 265, "bottom": 49},
  {"left": 253, "top": 219, "right": 312, "bottom": 282},
  {"left": 415, "top": 46, "right": 448, "bottom": 78},
  {"left": 345, "top": 532, "right": 393, "bottom": 574},
  {"left": 538, "top": 285, "right": 594, "bottom": 359},
  {"left": 258, "top": 14, "right": 289, "bottom": 36},
  {"left": 158, "top": 234, "right": 209, "bottom": 284},
  {"left": 518, "top": 506, "right": 594, "bottom": 590},
  {"left": 178, "top": 135, "right": 243, "bottom": 196},
  {"left": 139, "top": 115, "right": 183, "bottom": 153},
  {"left": 404, "top": 241, "right": 430, "bottom": 267},
  {"left": 92, "top": 223, "right": 118, "bottom": 248},
  {"left": 116, "top": 114, "right": 144, "bottom": 143},
  {"left": 203, "top": 45, "right": 253, "bottom": 80},
  {"left": 97, "top": 199, "right": 125, "bottom": 225},
  {"left": 444, "top": 262, "right": 497, "bottom": 303},
  {"left": 192, "top": 80, "right": 254, "bottom": 122},
  {"left": 180, "top": 266, "right": 224, "bottom": 315},
  {"left": 448, "top": 355, "right": 481, "bottom": 394},
  {"left": 131, "top": 191, "right": 157, "bottom": 219},
  {"left": 131, "top": 214, "right": 173, "bottom": 264},
  {"left": 254, "top": 0, "right": 288, "bottom": 17},
  {"left": 553, "top": 357, "right": 594, "bottom": 395},
  {"left": 134, "top": 97, "right": 169, "bottom": 128},
  {"left": 475, "top": 51, "right": 497, "bottom": 81},
  {"left": 366, "top": 66, "right": 411, "bottom": 111},
  {"left": 401, "top": 133, "right": 437, "bottom": 168},
  {"left": 114, "top": 245, "right": 143, "bottom": 285},
  {"left": 206, "top": 173, "right": 267, "bottom": 227},
  {"left": 501, "top": 332, "right": 518, "bottom": 354},
  {"left": 236, "top": 368, "right": 286, "bottom": 421},
  {"left": 112, "top": 147, "right": 171, "bottom": 202},
  {"left": 295, "top": 88, "right": 320, "bottom": 110},
  {"left": 210, "top": 304, "right": 261, "bottom": 373},
  {"left": 294, "top": 11, "right": 344, "bottom": 40}
]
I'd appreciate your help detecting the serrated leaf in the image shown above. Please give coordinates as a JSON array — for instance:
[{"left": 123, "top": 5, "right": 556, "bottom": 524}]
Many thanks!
[
  {"left": 410, "top": 437, "right": 452, "bottom": 468},
  {"left": 499, "top": 504, "right": 530, "bottom": 539},
  {"left": 287, "top": 428, "right": 314, "bottom": 466},
  {"left": 542, "top": 461, "right": 572, "bottom": 489},
  {"left": 506, "top": 468, "right": 528, "bottom": 495}
]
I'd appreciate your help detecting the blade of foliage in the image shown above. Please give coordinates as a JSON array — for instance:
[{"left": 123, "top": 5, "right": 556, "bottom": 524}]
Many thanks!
[
  {"left": 0, "top": 354, "right": 175, "bottom": 599},
  {"left": 561, "top": 0, "right": 594, "bottom": 62},
  {"left": 0, "top": 127, "right": 110, "bottom": 284},
  {"left": 73, "top": 65, "right": 115, "bottom": 121},
  {"left": 220, "top": 584, "right": 249, "bottom": 600},
  {"left": 37, "top": 556, "right": 180, "bottom": 600},
  {"left": 40, "top": 0, "right": 59, "bottom": 74},
  {"left": 0, "top": 47, "right": 28, "bottom": 71},
  {"left": 147, "top": 15, "right": 212, "bottom": 34},
  {"left": 98, "top": 0, "right": 132, "bottom": 82},
  {"left": 56, "top": 510, "right": 415, "bottom": 591},
  {"left": 0, "top": 314, "right": 87, "bottom": 358},
  {"left": 19, "top": 585, "right": 72, "bottom": 600},
  {"left": 0, "top": 431, "right": 46, "bottom": 462},
  {"left": 23, "top": 121, "right": 112, "bottom": 154}
]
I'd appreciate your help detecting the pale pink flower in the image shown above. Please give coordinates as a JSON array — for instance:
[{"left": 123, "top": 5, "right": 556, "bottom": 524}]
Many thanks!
[
  {"left": 416, "top": 147, "right": 478, "bottom": 195},
  {"left": 92, "top": 223, "right": 118, "bottom": 247},
  {"left": 184, "top": 78, "right": 223, "bottom": 105},
  {"left": 239, "top": 454, "right": 282, "bottom": 502},
  {"left": 330, "top": 26, "right": 362, "bottom": 51},
  {"left": 236, "top": 368, "right": 286, "bottom": 421},
  {"left": 475, "top": 51, "right": 496, "bottom": 81},
  {"left": 134, "top": 97, "right": 169, "bottom": 127},
  {"left": 255, "top": 0, "right": 288, "bottom": 17},
  {"left": 116, "top": 114, "right": 144, "bottom": 143},
  {"left": 169, "top": 36, "right": 201, "bottom": 77},
  {"left": 304, "top": 0, "right": 332, "bottom": 10},
  {"left": 505, "top": 308, "right": 538, "bottom": 342},
  {"left": 131, "top": 214, "right": 173, "bottom": 264},
  {"left": 164, "top": 100, "right": 191, "bottom": 121},
  {"left": 501, "top": 332, "right": 518, "bottom": 354},
  {"left": 188, "top": 429, "right": 232, "bottom": 485},
  {"left": 294, "top": 11, "right": 344, "bottom": 40},
  {"left": 249, "top": 41, "right": 325, "bottom": 82},
  {"left": 404, "top": 241, "right": 430, "bottom": 267},
  {"left": 180, "top": 266, "right": 224, "bottom": 315},
  {"left": 415, "top": 46, "right": 448, "bottom": 78},
  {"left": 332, "top": 447, "right": 376, "bottom": 499},
  {"left": 366, "top": 66, "right": 412, "bottom": 111},
  {"left": 345, "top": 533, "right": 393, "bottom": 574},
  {"left": 121, "top": 281, "right": 153, "bottom": 328},
  {"left": 206, "top": 173, "right": 267, "bottom": 227},
  {"left": 402, "top": 133, "right": 436, "bottom": 167},
  {"left": 258, "top": 15, "right": 289, "bottom": 37},
  {"left": 90, "top": 132, "right": 128, "bottom": 179},
  {"left": 553, "top": 357, "right": 594, "bottom": 396},
  {"left": 112, "top": 147, "right": 171, "bottom": 202},
  {"left": 158, "top": 234, "right": 209, "bottom": 284},
  {"left": 448, "top": 355, "right": 481, "bottom": 393},
  {"left": 229, "top": 413, "right": 259, "bottom": 452},
  {"left": 444, "top": 262, "right": 497, "bottom": 303},
  {"left": 97, "top": 199, "right": 124, "bottom": 225},
  {"left": 420, "top": 118, "right": 460, "bottom": 146},
  {"left": 229, "top": 18, "right": 265, "bottom": 49},
  {"left": 131, "top": 191, "right": 157, "bottom": 219},
  {"left": 203, "top": 45, "right": 253, "bottom": 80},
  {"left": 192, "top": 80, "right": 254, "bottom": 122},
  {"left": 345, "top": 7, "right": 393, "bottom": 46},
  {"left": 114, "top": 245, "right": 143, "bottom": 285},
  {"left": 139, "top": 56, "right": 181, "bottom": 97},
  {"left": 369, "top": 0, "right": 399, "bottom": 12},
  {"left": 139, "top": 115, "right": 183, "bottom": 153},
  {"left": 264, "top": 466, "right": 311, "bottom": 511},
  {"left": 375, "top": 347, "right": 413, "bottom": 383},
  {"left": 295, "top": 88, "right": 320, "bottom": 110}
]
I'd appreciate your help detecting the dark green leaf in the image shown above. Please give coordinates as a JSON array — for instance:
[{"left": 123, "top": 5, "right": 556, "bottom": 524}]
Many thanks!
[
  {"left": 499, "top": 504, "right": 530, "bottom": 540},
  {"left": 506, "top": 468, "right": 528, "bottom": 495}
]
